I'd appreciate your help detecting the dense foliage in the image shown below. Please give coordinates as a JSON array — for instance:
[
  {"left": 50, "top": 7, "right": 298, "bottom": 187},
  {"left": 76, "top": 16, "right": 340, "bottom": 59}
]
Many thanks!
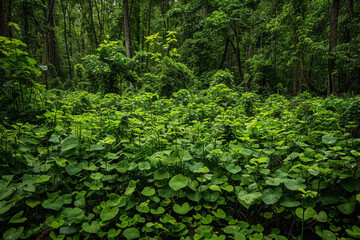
[
  {"left": 1, "top": 0, "right": 359, "bottom": 95},
  {"left": 0, "top": 88, "right": 359, "bottom": 240}
]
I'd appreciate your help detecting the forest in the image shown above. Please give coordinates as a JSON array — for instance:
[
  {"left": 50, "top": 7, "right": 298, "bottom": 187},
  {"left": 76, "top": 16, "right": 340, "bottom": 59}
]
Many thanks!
[{"left": 0, "top": 0, "right": 360, "bottom": 239}]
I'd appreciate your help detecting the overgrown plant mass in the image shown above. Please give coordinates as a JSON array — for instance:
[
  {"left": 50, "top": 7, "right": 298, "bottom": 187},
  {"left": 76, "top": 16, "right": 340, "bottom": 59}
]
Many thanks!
[
  {"left": 0, "top": 0, "right": 360, "bottom": 239},
  {"left": 0, "top": 88, "right": 360, "bottom": 239}
]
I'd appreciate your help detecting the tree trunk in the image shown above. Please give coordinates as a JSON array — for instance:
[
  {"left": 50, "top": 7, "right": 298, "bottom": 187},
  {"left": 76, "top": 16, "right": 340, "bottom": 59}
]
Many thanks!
[
  {"left": 220, "top": 37, "right": 229, "bottom": 69},
  {"left": 0, "top": 0, "right": 9, "bottom": 37},
  {"left": 202, "top": 8, "right": 207, "bottom": 18},
  {"left": 88, "top": 0, "right": 98, "bottom": 48},
  {"left": 346, "top": 0, "right": 360, "bottom": 93},
  {"left": 123, "top": 0, "right": 133, "bottom": 58},
  {"left": 230, "top": 25, "right": 244, "bottom": 84},
  {"left": 146, "top": 0, "right": 152, "bottom": 70},
  {"left": 60, "top": 0, "right": 72, "bottom": 80},
  {"left": 328, "top": 0, "right": 340, "bottom": 95}
]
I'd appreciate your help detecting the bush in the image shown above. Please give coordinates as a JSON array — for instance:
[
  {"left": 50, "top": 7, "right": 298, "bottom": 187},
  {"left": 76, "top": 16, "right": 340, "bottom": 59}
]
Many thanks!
[
  {"left": 210, "top": 70, "right": 235, "bottom": 89},
  {"left": 149, "top": 57, "right": 195, "bottom": 97}
]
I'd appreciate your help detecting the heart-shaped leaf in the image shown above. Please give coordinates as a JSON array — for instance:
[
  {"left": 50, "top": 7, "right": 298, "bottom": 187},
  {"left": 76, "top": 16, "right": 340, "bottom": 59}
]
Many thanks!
[
  {"left": 322, "top": 135, "right": 337, "bottom": 145},
  {"left": 169, "top": 174, "right": 189, "bottom": 191},
  {"left": 283, "top": 178, "right": 306, "bottom": 191},
  {"left": 173, "top": 202, "right": 192, "bottom": 215},
  {"left": 141, "top": 187, "right": 155, "bottom": 196},
  {"left": 67, "top": 208, "right": 84, "bottom": 222},
  {"left": 61, "top": 134, "right": 79, "bottom": 152},
  {"left": 154, "top": 169, "right": 170, "bottom": 180},
  {"left": 3, "top": 227, "right": 24, "bottom": 240},
  {"left": 123, "top": 228, "right": 140, "bottom": 240},
  {"left": 42, "top": 195, "right": 64, "bottom": 211},
  {"left": 66, "top": 162, "right": 83, "bottom": 176},
  {"left": 262, "top": 188, "right": 282, "bottom": 205},
  {"left": 82, "top": 221, "right": 100, "bottom": 233},
  {"left": 100, "top": 206, "right": 119, "bottom": 221}
]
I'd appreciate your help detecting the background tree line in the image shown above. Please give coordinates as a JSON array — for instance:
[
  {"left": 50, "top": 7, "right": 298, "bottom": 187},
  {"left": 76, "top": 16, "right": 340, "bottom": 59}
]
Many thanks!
[{"left": 0, "top": 0, "right": 359, "bottom": 95}]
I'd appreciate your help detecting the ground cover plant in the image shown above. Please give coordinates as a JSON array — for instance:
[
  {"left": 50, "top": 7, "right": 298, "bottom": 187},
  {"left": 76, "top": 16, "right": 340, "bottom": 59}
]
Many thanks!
[{"left": 0, "top": 88, "right": 360, "bottom": 240}]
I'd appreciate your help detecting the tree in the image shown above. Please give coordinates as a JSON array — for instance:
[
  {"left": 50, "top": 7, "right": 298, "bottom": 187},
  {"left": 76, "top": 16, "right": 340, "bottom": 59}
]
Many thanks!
[
  {"left": 0, "top": 0, "right": 9, "bottom": 37},
  {"left": 123, "top": 0, "right": 133, "bottom": 58},
  {"left": 328, "top": 0, "right": 340, "bottom": 94}
]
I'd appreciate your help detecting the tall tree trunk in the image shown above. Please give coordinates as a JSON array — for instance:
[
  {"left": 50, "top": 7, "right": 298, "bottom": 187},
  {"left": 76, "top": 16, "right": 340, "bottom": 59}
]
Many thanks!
[
  {"left": 22, "top": 1, "right": 30, "bottom": 47},
  {"left": 220, "top": 37, "right": 229, "bottom": 69},
  {"left": 346, "top": 0, "right": 360, "bottom": 93},
  {"left": 88, "top": 0, "right": 98, "bottom": 48},
  {"left": 328, "top": 0, "right": 340, "bottom": 95},
  {"left": 60, "top": 0, "right": 72, "bottom": 80},
  {"left": 123, "top": 0, "right": 133, "bottom": 58},
  {"left": 230, "top": 25, "right": 244, "bottom": 84},
  {"left": 0, "top": 0, "right": 9, "bottom": 37},
  {"left": 146, "top": 0, "right": 152, "bottom": 70}
]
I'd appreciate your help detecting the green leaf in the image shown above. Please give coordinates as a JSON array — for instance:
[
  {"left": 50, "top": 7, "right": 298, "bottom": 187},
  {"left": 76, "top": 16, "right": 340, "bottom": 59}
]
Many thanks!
[
  {"left": 125, "top": 180, "right": 137, "bottom": 196},
  {"left": 295, "top": 207, "right": 316, "bottom": 220},
  {"left": 262, "top": 188, "right": 282, "bottom": 205},
  {"left": 108, "top": 228, "right": 121, "bottom": 238},
  {"left": 82, "top": 221, "right": 100, "bottom": 233},
  {"left": 9, "top": 211, "right": 27, "bottom": 223},
  {"left": 25, "top": 199, "right": 41, "bottom": 208},
  {"left": 169, "top": 174, "right": 189, "bottom": 191},
  {"left": 322, "top": 135, "right": 337, "bottom": 145},
  {"left": 315, "top": 211, "right": 328, "bottom": 222},
  {"left": 238, "top": 191, "right": 262, "bottom": 206},
  {"left": 226, "top": 163, "right": 241, "bottom": 174},
  {"left": 150, "top": 206, "right": 165, "bottom": 215},
  {"left": 322, "top": 230, "right": 337, "bottom": 240},
  {"left": 154, "top": 169, "right": 170, "bottom": 180},
  {"left": 3, "top": 227, "right": 24, "bottom": 240},
  {"left": 138, "top": 161, "right": 151, "bottom": 170},
  {"left": 74, "top": 195, "right": 85, "bottom": 209},
  {"left": 42, "top": 195, "right": 64, "bottom": 211},
  {"left": 141, "top": 187, "right": 156, "bottom": 196},
  {"left": 212, "top": 208, "right": 226, "bottom": 219},
  {"left": 36, "top": 175, "right": 51, "bottom": 183},
  {"left": 65, "top": 162, "right": 83, "bottom": 176},
  {"left": 337, "top": 201, "right": 356, "bottom": 215},
  {"left": 61, "top": 134, "right": 79, "bottom": 152},
  {"left": 279, "top": 196, "right": 301, "bottom": 207},
  {"left": 67, "top": 208, "right": 84, "bottom": 222},
  {"left": 346, "top": 225, "right": 360, "bottom": 238},
  {"left": 100, "top": 206, "right": 119, "bottom": 221},
  {"left": 123, "top": 228, "right": 140, "bottom": 240},
  {"left": 173, "top": 202, "right": 192, "bottom": 215},
  {"left": 283, "top": 178, "right": 306, "bottom": 191}
]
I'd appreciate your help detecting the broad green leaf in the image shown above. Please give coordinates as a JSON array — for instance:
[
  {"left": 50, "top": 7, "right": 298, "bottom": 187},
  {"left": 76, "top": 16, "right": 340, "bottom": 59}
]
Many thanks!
[
  {"left": 82, "top": 221, "right": 100, "bottom": 233},
  {"left": 315, "top": 211, "right": 328, "bottom": 222},
  {"left": 346, "top": 225, "right": 360, "bottom": 238},
  {"left": 123, "top": 228, "right": 140, "bottom": 240},
  {"left": 283, "top": 178, "right": 306, "bottom": 191},
  {"left": 173, "top": 202, "right": 192, "bottom": 215},
  {"left": 141, "top": 187, "right": 155, "bottom": 196},
  {"left": 295, "top": 207, "right": 316, "bottom": 220},
  {"left": 9, "top": 211, "right": 27, "bottom": 223},
  {"left": 25, "top": 199, "right": 41, "bottom": 208},
  {"left": 154, "top": 169, "right": 170, "bottom": 180},
  {"left": 322, "top": 135, "right": 337, "bottom": 145},
  {"left": 3, "top": 227, "right": 24, "bottom": 240},
  {"left": 337, "top": 201, "right": 356, "bottom": 215},
  {"left": 125, "top": 180, "right": 138, "bottom": 196},
  {"left": 322, "top": 230, "right": 337, "bottom": 240},
  {"left": 67, "top": 208, "right": 84, "bottom": 222},
  {"left": 262, "top": 188, "right": 282, "bottom": 205},
  {"left": 169, "top": 174, "right": 189, "bottom": 191},
  {"left": 65, "top": 162, "right": 83, "bottom": 176},
  {"left": 61, "top": 134, "right": 79, "bottom": 152},
  {"left": 238, "top": 191, "right": 262, "bottom": 206},
  {"left": 100, "top": 207, "right": 119, "bottom": 221},
  {"left": 108, "top": 228, "right": 121, "bottom": 238},
  {"left": 74, "top": 195, "right": 85, "bottom": 209},
  {"left": 212, "top": 208, "right": 226, "bottom": 219},
  {"left": 42, "top": 195, "right": 64, "bottom": 211},
  {"left": 138, "top": 161, "right": 151, "bottom": 170}
]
